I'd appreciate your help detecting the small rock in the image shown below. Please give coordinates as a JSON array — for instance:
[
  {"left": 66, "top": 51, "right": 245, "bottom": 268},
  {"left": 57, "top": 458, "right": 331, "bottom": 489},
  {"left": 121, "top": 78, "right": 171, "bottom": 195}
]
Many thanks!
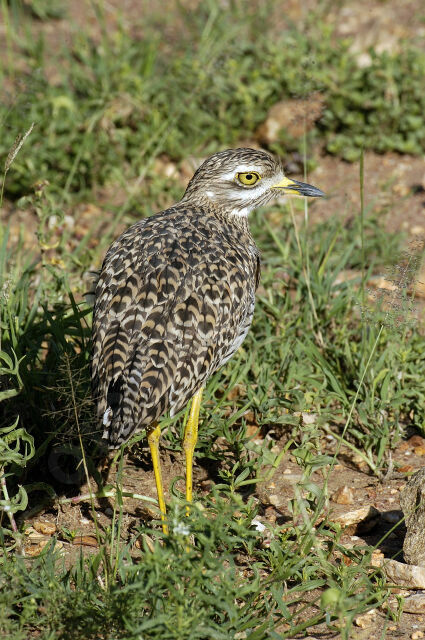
[
  {"left": 301, "top": 412, "right": 317, "bottom": 425},
  {"left": 333, "top": 506, "right": 380, "bottom": 534},
  {"left": 264, "top": 507, "right": 276, "bottom": 524},
  {"left": 281, "top": 473, "right": 303, "bottom": 484},
  {"left": 246, "top": 424, "right": 261, "bottom": 438},
  {"left": 354, "top": 609, "right": 377, "bottom": 628},
  {"left": 25, "top": 527, "right": 46, "bottom": 542},
  {"left": 33, "top": 520, "right": 56, "bottom": 535},
  {"left": 332, "top": 486, "right": 354, "bottom": 505},
  {"left": 408, "top": 435, "right": 425, "bottom": 448},
  {"left": 370, "top": 550, "right": 385, "bottom": 567},
  {"left": 356, "top": 52, "right": 373, "bottom": 68},
  {"left": 25, "top": 539, "right": 63, "bottom": 557},
  {"left": 411, "top": 226, "right": 425, "bottom": 235},
  {"left": 403, "top": 592, "right": 425, "bottom": 614},
  {"left": 412, "top": 631, "right": 424, "bottom": 640},
  {"left": 392, "top": 183, "right": 410, "bottom": 198},
  {"left": 400, "top": 468, "right": 425, "bottom": 566},
  {"left": 268, "top": 494, "right": 283, "bottom": 507},
  {"left": 256, "top": 93, "right": 325, "bottom": 144},
  {"left": 384, "top": 559, "right": 425, "bottom": 589}
]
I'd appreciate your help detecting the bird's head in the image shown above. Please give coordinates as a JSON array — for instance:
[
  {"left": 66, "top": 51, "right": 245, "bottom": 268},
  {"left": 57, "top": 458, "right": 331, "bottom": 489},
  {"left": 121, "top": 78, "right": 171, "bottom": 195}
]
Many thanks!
[{"left": 182, "top": 148, "right": 324, "bottom": 217}]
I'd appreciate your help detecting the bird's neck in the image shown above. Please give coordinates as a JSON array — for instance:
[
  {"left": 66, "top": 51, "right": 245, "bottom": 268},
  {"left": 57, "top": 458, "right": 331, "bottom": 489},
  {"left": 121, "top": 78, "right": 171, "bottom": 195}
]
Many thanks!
[{"left": 179, "top": 195, "right": 253, "bottom": 237}]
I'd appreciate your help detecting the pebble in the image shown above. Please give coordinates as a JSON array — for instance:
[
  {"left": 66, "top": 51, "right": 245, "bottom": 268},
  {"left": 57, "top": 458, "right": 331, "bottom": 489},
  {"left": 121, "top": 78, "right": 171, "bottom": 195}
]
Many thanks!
[
  {"left": 268, "top": 494, "right": 283, "bottom": 507},
  {"left": 25, "top": 539, "right": 63, "bottom": 557},
  {"left": 281, "top": 473, "right": 303, "bottom": 484},
  {"left": 33, "top": 520, "right": 56, "bottom": 535},
  {"left": 403, "top": 592, "right": 425, "bottom": 614},
  {"left": 370, "top": 550, "right": 384, "bottom": 567},
  {"left": 333, "top": 506, "right": 380, "bottom": 533},
  {"left": 332, "top": 485, "right": 354, "bottom": 505},
  {"left": 354, "top": 609, "right": 377, "bottom": 628},
  {"left": 384, "top": 559, "right": 425, "bottom": 588}
]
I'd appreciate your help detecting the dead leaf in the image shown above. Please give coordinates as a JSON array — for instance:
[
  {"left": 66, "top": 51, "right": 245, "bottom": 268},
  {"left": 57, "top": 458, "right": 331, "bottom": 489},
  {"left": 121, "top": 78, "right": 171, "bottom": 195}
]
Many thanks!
[{"left": 72, "top": 536, "right": 98, "bottom": 547}]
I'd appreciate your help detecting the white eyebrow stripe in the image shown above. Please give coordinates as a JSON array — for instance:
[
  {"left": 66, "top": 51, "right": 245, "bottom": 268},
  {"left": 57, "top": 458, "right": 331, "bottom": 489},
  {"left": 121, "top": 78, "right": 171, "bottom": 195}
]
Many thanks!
[{"left": 220, "top": 166, "right": 264, "bottom": 180}]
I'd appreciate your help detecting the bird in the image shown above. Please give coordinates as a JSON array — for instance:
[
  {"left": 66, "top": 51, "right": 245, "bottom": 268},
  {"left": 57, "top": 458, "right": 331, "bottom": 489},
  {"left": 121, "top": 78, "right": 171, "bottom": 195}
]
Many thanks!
[{"left": 91, "top": 147, "right": 324, "bottom": 534}]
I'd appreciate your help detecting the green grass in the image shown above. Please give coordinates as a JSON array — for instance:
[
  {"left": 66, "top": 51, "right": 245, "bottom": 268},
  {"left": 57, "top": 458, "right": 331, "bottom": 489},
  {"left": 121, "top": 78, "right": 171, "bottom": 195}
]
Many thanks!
[
  {"left": 1, "top": 0, "right": 425, "bottom": 199},
  {"left": 1, "top": 1, "right": 425, "bottom": 638}
]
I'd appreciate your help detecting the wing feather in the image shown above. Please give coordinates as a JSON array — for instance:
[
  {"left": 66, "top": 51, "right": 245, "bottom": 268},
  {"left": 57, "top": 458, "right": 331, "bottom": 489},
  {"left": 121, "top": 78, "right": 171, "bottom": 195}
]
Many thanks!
[{"left": 91, "top": 208, "right": 258, "bottom": 447}]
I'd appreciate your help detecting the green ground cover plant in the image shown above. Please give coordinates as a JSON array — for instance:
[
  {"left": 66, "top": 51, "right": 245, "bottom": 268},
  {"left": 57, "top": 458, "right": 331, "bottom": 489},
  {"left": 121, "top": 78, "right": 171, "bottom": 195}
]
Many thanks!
[
  {"left": 1, "top": 1, "right": 425, "bottom": 199},
  {"left": 1, "top": 1, "right": 425, "bottom": 638}
]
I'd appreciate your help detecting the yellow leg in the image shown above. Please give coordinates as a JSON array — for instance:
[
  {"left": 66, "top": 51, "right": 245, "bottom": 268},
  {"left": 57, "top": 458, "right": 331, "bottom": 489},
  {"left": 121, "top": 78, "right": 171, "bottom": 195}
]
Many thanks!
[
  {"left": 183, "top": 387, "right": 203, "bottom": 514},
  {"left": 147, "top": 423, "right": 168, "bottom": 535}
]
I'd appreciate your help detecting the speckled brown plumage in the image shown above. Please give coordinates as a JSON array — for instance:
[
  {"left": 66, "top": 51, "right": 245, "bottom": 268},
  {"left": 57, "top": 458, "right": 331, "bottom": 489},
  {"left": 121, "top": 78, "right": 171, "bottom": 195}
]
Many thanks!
[{"left": 92, "top": 148, "right": 324, "bottom": 449}]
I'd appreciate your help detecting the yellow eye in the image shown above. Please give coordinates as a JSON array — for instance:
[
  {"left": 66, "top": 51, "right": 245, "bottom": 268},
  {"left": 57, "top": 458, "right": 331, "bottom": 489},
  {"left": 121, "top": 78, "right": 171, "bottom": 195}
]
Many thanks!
[{"left": 236, "top": 171, "right": 261, "bottom": 187}]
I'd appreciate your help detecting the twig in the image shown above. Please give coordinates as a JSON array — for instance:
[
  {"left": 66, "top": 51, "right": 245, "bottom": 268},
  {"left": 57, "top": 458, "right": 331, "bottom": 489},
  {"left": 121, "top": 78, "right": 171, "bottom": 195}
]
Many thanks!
[{"left": 57, "top": 487, "right": 158, "bottom": 506}]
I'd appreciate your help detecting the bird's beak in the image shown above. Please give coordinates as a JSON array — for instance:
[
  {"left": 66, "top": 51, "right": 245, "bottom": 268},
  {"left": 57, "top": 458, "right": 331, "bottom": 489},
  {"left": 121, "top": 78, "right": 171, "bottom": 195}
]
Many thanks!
[{"left": 271, "top": 176, "right": 325, "bottom": 198}]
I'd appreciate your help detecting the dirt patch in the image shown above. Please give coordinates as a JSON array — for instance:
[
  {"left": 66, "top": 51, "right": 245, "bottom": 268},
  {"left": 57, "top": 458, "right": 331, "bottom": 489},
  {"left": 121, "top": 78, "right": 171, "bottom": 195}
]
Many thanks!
[{"left": 309, "top": 151, "right": 425, "bottom": 239}]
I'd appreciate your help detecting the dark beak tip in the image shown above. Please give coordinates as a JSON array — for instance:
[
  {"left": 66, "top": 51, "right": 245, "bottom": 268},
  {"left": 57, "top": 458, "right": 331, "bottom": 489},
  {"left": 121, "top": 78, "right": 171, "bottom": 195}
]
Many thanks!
[
  {"left": 310, "top": 187, "right": 326, "bottom": 198},
  {"left": 289, "top": 179, "right": 325, "bottom": 198}
]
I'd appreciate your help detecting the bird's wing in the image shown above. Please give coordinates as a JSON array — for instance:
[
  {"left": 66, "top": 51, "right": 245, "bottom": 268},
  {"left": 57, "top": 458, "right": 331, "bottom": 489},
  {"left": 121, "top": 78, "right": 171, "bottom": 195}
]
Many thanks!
[{"left": 91, "top": 211, "right": 257, "bottom": 446}]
